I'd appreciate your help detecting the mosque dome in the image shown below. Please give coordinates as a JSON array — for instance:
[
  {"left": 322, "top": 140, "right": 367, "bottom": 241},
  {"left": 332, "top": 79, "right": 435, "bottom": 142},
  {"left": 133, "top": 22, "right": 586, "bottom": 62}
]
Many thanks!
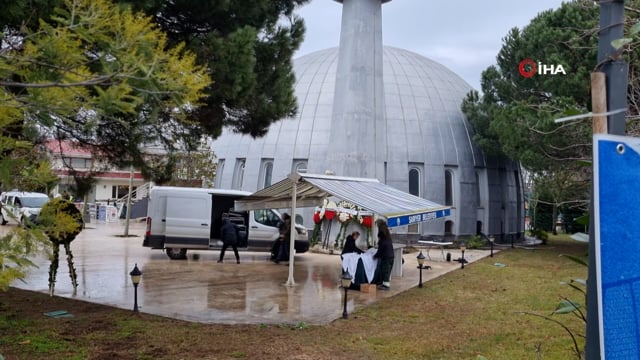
[{"left": 212, "top": 46, "right": 522, "bottom": 239}]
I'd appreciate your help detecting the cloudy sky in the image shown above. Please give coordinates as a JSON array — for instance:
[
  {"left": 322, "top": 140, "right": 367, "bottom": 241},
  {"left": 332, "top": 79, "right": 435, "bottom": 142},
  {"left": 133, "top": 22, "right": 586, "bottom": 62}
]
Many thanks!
[{"left": 295, "top": 0, "right": 566, "bottom": 90}]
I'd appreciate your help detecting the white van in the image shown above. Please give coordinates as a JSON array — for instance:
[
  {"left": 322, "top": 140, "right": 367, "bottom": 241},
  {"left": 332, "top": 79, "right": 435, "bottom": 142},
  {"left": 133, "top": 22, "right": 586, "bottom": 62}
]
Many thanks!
[
  {"left": 0, "top": 191, "right": 50, "bottom": 226},
  {"left": 142, "top": 186, "right": 309, "bottom": 259}
]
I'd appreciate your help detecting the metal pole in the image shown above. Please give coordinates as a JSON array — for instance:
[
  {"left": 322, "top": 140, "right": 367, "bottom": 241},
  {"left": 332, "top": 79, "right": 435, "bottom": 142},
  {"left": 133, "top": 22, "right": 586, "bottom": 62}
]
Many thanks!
[
  {"left": 418, "top": 266, "right": 423, "bottom": 288},
  {"left": 286, "top": 179, "right": 297, "bottom": 286},
  {"left": 587, "top": 2, "right": 627, "bottom": 359},
  {"left": 342, "top": 287, "right": 348, "bottom": 319},
  {"left": 133, "top": 283, "right": 139, "bottom": 312},
  {"left": 461, "top": 250, "right": 465, "bottom": 269},
  {"left": 124, "top": 165, "right": 134, "bottom": 237}
]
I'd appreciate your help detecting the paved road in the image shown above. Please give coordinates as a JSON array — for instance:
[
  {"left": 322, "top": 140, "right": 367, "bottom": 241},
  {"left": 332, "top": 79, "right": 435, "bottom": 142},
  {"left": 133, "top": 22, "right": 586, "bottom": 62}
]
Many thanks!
[{"left": 8, "top": 221, "right": 491, "bottom": 324}]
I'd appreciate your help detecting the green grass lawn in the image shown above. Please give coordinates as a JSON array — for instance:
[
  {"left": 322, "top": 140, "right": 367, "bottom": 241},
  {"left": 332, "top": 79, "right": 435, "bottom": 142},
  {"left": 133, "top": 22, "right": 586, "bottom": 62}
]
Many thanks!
[{"left": 1, "top": 235, "right": 588, "bottom": 360}]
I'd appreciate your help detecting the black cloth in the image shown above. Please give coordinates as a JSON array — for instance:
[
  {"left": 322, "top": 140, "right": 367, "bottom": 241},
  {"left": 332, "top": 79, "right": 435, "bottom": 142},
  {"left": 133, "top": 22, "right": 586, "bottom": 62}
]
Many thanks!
[
  {"left": 349, "top": 259, "right": 368, "bottom": 290},
  {"left": 270, "top": 240, "right": 281, "bottom": 260},
  {"left": 220, "top": 219, "right": 238, "bottom": 246},
  {"left": 278, "top": 218, "right": 291, "bottom": 240},
  {"left": 374, "top": 233, "right": 394, "bottom": 260},
  {"left": 372, "top": 257, "right": 394, "bottom": 285},
  {"left": 341, "top": 235, "right": 364, "bottom": 255},
  {"left": 276, "top": 238, "right": 290, "bottom": 262}
]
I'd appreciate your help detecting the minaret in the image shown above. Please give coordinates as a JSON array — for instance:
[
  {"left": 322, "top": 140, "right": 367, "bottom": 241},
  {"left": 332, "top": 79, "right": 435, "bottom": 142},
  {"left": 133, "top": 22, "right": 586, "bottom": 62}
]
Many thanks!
[{"left": 327, "top": 0, "right": 390, "bottom": 179}]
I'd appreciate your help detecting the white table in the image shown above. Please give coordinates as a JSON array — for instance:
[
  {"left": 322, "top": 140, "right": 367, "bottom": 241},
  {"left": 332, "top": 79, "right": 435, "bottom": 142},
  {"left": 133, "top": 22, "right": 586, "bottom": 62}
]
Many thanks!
[
  {"left": 418, "top": 241, "right": 453, "bottom": 260},
  {"left": 391, "top": 243, "right": 405, "bottom": 277},
  {"left": 342, "top": 245, "right": 405, "bottom": 280}
]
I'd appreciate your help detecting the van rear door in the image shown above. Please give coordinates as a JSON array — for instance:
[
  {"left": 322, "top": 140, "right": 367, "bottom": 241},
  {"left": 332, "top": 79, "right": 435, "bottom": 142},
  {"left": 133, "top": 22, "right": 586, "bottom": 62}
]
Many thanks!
[{"left": 165, "top": 195, "right": 210, "bottom": 248}]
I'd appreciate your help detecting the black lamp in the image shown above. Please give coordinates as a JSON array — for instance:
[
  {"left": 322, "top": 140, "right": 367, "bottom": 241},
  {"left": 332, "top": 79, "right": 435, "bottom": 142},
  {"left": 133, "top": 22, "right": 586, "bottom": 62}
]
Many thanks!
[
  {"left": 489, "top": 235, "right": 495, "bottom": 257},
  {"left": 341, "top": 271, "right": 353, "bottom": 319},
  {"left": 417, "top": 251, "right": 427, "bottom": 288},
  {"left": 460, "top": 243, "right": 466, "bottom": 269},
  {"left": 129, "top": 263, "right": 142, "bottom": 313}
]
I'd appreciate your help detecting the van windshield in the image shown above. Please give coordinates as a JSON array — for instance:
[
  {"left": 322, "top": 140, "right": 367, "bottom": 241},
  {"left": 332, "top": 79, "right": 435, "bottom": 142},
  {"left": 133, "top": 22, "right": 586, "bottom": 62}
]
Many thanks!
[{"left": 20, "top": 197, "right": 49, "bottom": 208}]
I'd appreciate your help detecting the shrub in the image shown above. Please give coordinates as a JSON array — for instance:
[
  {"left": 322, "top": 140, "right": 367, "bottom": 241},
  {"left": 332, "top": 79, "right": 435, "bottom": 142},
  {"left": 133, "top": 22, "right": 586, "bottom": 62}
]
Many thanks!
[
  {"left": 530, "top": 228, "right": 549, "bottom": 245},
  {"left": 464, "top": 235, "right": 486, "bottom": 249}
]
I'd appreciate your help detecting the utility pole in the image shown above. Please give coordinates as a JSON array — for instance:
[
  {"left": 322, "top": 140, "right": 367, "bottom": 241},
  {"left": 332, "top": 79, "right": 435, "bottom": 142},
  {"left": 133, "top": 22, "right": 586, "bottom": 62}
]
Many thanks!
[
  {"left": 124, "top": 164, "right": 134, "bottom": 237},
  {"left": 587, "top": 1, "right": 627, "bottom": 359}
]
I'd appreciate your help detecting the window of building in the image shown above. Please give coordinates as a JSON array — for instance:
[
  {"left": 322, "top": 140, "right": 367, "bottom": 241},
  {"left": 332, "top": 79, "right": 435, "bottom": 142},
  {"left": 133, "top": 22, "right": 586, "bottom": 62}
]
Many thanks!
[
  {"left": 112, "top": 185, "right": 136, "bottom": 199},
  {"left": 216, "top": 159, "right": 225, "bottom": 188},
  {"left": 475, "top": 171, "right": 481, "bottom": 207},
  {"left": 445, "top": 170, "right": 454, "bottom": 206},
  {"left": 66, "top": 157, "right": 90, "bottom": 169},
  {"left": 383, "top": 161, "right": 388, "bottom": 183},
  {"left": 409, "top": 168, "right": 420, "bottom": 196},
  {"left": 232, "top": 158, "right": 246, "bottom": 189},
  {"left": 445, "top": 220, "right": 454, "bottom": 235},
  {"left": 292, "top": 159, "right": 308, "bottom": 174},
  {"left": 408, "top": 164, "right": 422, "bottom": 233},
  {"left": 260, "top": 159, "right": 274, "bottom": 189},
  {"left": 476, "top": 221, "right": 483, "bottom": 235}
]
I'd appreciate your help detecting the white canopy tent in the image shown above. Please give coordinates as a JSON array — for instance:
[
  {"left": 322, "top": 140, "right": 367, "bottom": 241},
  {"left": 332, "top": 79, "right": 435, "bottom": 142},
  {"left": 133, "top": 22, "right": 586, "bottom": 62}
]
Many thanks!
[{"left": 234, "top": 172, "right": 451, "bottom": 286}]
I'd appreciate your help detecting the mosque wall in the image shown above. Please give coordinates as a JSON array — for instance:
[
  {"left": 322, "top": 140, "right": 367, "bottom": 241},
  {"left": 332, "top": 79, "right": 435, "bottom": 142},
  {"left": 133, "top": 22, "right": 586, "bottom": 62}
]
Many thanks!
[{"left": 211, "top": 47, "right": 524, "bottom": 240}]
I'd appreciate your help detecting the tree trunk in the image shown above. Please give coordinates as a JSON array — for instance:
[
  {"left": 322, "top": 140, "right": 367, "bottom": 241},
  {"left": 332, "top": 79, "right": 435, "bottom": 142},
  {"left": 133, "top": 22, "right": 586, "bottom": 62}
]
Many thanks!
[{"left": 552, "top": 204, "right": 558, "bottom": 235}]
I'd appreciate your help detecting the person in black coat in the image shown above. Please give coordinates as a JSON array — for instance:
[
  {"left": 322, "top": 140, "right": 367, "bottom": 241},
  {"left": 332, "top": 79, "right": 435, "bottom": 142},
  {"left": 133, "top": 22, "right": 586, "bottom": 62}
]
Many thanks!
[
  {"left": 373, "top": 219, "right": 394, "bottom": 290},
  {"left": 341, "top": 231, "right": 363, "bottom": 256},
  {"left": 275, "top": 213, "right": 292, "bottom": 263},
  {"left": 218, "top": 217, "right": 240, "bottom": 264}
]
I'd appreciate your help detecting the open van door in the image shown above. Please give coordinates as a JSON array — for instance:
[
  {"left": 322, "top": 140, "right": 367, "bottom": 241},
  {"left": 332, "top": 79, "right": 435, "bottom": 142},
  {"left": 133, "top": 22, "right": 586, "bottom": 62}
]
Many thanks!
[{"left": 164, "top": 195, "right": 210, "bottom": 248}]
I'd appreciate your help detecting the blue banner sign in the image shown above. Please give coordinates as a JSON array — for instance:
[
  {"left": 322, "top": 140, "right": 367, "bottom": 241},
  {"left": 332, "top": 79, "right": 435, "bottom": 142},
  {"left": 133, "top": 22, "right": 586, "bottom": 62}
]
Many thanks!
[
  {"left": 595, "top": 134, "right": 640, "bottom": 360},
  {"left": 387, "top": 208, "right": 451, "bottom": 228}
]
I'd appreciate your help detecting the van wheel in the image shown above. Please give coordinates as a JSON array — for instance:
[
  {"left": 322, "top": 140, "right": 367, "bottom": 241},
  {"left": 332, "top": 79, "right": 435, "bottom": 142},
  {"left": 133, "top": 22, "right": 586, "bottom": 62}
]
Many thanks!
[{"left": 166, "top": 248, "right": 187, "bottom": 260}]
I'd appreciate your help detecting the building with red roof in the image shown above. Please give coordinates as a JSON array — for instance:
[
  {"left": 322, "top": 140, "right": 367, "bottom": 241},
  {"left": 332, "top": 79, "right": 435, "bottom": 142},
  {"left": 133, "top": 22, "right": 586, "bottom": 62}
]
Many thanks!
[{"left": 44, "top": 140, "right": 148, "bottom": 203}]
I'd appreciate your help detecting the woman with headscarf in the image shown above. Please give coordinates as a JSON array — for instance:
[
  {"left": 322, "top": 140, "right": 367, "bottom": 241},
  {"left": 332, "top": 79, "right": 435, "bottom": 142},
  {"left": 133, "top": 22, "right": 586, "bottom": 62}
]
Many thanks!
[{"left": 373, "top": 219, "right": 394, "bottom": 290}]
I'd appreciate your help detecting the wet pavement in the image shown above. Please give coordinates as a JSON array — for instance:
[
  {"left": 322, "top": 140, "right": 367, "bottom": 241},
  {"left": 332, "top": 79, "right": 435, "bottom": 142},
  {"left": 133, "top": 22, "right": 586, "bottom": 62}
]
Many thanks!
[{"left": 9, "top": 221, "right": 493, "bottom": 325}]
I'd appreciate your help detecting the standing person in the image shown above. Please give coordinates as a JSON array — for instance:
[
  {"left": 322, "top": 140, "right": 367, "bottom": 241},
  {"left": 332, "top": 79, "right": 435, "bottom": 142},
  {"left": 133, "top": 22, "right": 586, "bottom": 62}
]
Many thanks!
[
  {"left": 218, "top": 216, "right": 240, "bottom": 264},
  {"left": 373, "top": 219, "right": 394, "bottom": 290},
  {"left": 275, "top": 213, "right": 292, "bottom": 264}
]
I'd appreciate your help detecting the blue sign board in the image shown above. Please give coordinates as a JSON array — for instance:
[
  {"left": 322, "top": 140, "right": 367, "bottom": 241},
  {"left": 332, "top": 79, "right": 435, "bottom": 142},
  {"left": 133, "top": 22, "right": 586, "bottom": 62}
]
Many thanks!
[
  {"left": 386, "top": 208, "right": 451, "bottom": 228},
  {"left": 595, "top": 134, "right": 640, "bottom": 359}
]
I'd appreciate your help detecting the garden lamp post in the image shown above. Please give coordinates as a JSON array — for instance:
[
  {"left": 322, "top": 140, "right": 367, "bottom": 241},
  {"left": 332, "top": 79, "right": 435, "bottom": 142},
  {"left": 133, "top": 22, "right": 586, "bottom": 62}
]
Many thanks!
[
  {"left": 129, "top": 263, "right": 142, "bottom": 313},
  {"left": 460, "top": 244, "right": 466, "bottom": 269},
  {"left": 341, "top": 271, "right": 353, "bottom": 319},
  {"left": 489, "top": 235, "right": 495, "bottom": 257},
  {"left": 417, "top": 251, "right": 426, "bottom": 288}
]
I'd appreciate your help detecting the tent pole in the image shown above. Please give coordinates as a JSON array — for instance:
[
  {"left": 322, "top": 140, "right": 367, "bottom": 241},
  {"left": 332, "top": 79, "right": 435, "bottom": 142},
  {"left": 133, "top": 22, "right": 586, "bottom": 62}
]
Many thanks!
[
  {"left": 286, "top": 179, "right": 297, "bottom": 286},
  {"left": 372, "top": 213, "right": 378, "bottom": 247}
]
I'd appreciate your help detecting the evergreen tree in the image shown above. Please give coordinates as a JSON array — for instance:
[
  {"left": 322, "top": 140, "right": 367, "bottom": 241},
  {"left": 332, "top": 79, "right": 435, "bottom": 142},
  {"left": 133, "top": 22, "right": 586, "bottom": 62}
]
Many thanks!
[
  {"left": 126, "top": 0, "right": 309, "bottom": 138},
  {"left": 462, "top": 0, "right": 640, "bottom": 229},
  {"left": 0, "top": 0, "right": 210, "bottom": 289}
]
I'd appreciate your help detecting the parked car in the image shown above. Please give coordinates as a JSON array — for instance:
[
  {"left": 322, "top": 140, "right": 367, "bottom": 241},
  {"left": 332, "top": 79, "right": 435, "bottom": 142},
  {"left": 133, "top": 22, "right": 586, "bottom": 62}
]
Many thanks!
[
  {"left": 142, "top": 186, "right": 309, "bottom": 259},
  {"left": 0, "top": 191, "right": 50, "bottom": 226}
]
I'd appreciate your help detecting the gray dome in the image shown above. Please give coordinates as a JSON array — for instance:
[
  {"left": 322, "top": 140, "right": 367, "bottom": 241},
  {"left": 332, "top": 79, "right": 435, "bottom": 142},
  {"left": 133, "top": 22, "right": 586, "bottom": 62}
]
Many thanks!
[{"left": 212, "top": 46, "right": 522, "bottom": 238}]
